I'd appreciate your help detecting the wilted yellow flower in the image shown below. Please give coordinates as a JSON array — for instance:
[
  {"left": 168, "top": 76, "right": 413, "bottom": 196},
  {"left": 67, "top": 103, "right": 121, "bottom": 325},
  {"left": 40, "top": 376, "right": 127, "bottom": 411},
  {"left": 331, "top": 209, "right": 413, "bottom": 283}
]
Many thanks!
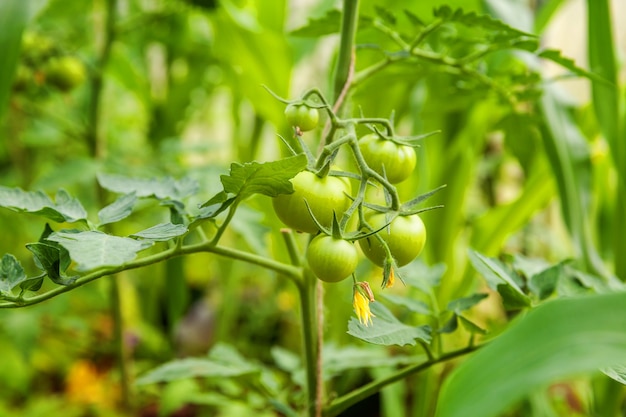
[
  {"left": 385, "top": 267, "right": 395, "bottom": 288},
  {"left": 353, "top": 282, "right": 375, "bottom": 326}
]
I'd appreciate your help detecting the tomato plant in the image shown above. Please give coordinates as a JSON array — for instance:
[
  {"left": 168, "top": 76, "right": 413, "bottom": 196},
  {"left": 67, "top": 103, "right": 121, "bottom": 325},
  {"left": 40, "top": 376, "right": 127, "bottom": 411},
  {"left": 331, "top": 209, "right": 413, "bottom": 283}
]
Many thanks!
[
  {"left": 358, "top": 133, "right": 417, "bottom": 183},
  {"left": 284, "top": 103, "right": 319, "bottom": 131},
  {"left": 359, "top": 212, "right": 427, "bottom": 267},
  {"left": 306, "top": 234, "right": 358, "bottom": 282},
  {"left": 272, "top": 170, "right": 351, "bottom": 234}
]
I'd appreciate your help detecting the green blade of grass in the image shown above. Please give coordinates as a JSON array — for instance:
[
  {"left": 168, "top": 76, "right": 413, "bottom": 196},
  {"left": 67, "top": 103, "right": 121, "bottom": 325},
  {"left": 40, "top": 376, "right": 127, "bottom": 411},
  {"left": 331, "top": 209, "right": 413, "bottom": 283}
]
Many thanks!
[
  {"left": 586, "top": 0, "right": 626, "bottom": 280},
  {"left": 436, "top": 292, "right": 626, "bottom": 417}
]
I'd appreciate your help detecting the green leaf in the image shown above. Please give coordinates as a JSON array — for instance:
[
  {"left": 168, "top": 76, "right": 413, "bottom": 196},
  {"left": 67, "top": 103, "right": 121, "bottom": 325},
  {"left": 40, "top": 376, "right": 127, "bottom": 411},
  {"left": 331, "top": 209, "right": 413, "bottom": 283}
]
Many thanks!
[
  {"left": 323, "top": 344, "right": 420, "bottom": 380},
  {"left": 603, "top": 364, "right": 626, "bottom": 385},
  {"left": 401, "top": 261, "right": 446, "bottom": 293},
  {"left": 436, "top": 293, "right": 626, "bottom": 417},
  {"left": 26, "top": 242, "right": 76, "bottom": 286},
  {"left": 97, "top": 173, "right": 198, "bottom": 200},
  {"left": 0, "top": 254, "right": 27, "bottom": 296},
  {"left": 447, "top": 293, "right": 489, "bottom": 314},
  {"left": 220, "top": 154, "right": 308, "bottom": 200},
  {"left": 47, "top": 231, "right": 153, "bottom": 272},
  {"left": 528, "top": 263, "right": 562, "bottom": 300},
  {"left": 131, "top": 223, "right": 188, "bottom": 242},
  {"left": 380, "top": 293, "right": 431, "bottom": 315},
  {"left": 433, "top": 5, "right": 535, "bottom": 39},
  {"left": 348, "top": 303, "right": 431, "bottom": 346},
  {"left": 458, "top": 315, "right": 487, "bottom": 335},
  {"left": 0, "top": 187, "right": 87, "bottom": 223},
  {"left": 0, "top": 0, "right": 29, "bottom": 123},
  {"left": 538, "top": 49, "right": 612, "bottom": 85},
  {"left": 468, "top": 250, "right": 525, "bottom": 296},
  {"left": 135, "top": 343, "right": 259, "bottom": 385},
  {"left": 497, "top": 283, "right": 531, "bottom": 310},
  {"left": 98, "top": 193, "right": 137, "bottom": 226},
  {"left": 438, "top": 314, "right": 458, "bottom": 334}
]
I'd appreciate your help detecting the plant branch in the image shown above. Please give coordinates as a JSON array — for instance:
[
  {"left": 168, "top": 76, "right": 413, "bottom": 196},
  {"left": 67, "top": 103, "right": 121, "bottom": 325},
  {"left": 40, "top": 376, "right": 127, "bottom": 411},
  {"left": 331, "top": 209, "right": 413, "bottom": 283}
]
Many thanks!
[
  {"left": 0, "top": 242, "right": 302, "bottom": 309},
  {"left": 322, "top": 344, "right": 482, "bottom": 417}
]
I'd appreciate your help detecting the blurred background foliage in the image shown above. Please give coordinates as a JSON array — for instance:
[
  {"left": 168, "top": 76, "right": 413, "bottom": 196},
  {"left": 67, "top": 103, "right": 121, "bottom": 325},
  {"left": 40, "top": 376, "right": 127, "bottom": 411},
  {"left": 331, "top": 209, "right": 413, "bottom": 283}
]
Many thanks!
[{"left": 0, "top": 0, "right": 624, "bottom": 416}]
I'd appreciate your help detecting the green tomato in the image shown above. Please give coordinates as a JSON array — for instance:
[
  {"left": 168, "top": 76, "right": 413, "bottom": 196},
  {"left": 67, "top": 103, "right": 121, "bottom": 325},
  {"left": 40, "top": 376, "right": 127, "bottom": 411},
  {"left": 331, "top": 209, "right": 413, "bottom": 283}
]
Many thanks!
[
  {"left": 285, "top": 104, "right": 319, "bottom": 131},
  {"left": 272, "top": 171, "right": 351, "bottom": 234},
  {"left": 306, "top": 235, "right": 358, "bottom": 282},
  {"left": 359, "top": 213, "right": 426, "bottom": 267},
  {"left": 45, "top": 56, "right": 86, "bottom": 92},
  {"left": 359, "top": 134, "right": 417, "bottom": 184}
]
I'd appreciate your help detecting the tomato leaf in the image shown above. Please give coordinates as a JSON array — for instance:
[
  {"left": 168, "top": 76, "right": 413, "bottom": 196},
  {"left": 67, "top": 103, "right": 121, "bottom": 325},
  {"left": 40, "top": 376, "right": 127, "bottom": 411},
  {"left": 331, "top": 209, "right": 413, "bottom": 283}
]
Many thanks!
[
  {"left": 220, "top": 154, "right": 307, "bottom": 199},
  {"left": 131, "top": 223, "right": 188, "bottom": 242},
  {"left": 0, "top": 187, "right": 88, "bottom": 223},
  {"left": 436, "top": 293, "right": 626, "bottom": 417},
  {"left": 433, "top": 5, "right": 535, "bottom": 39},
  {"left": 528, "top": 263, "right": 562, "bottom": 300},
  {"left": 603, "top": 364, "right": 626, "bottom": 385},
  {"left": 26, "top": 242, "right": 76, "bottom": 286},
  {"left": 458, "top": 315, "right": 487, "bottom": 335},
  {"left": 47, "top": 231, "right": 153, "bottom": 272},
  {"left": 348, "top": 302, "right": 432, "bottom": 346},
  {"left": 98, "top": 193, "right": 137, "bottom": 226},
  {"left": 97, "top": 173, "right": 198, "bottom": 200},
  {"left": 538, "top": 49, "right": 612, "bottom": 85},
  {"left": 447, "top": 293, "right": 489, "bottom": 314},
  {"left": 0, "top": 254, "right": 27, "bottom": 297},
  {"left": 468, "top": 250, "right": 526, "bottom": 296}
]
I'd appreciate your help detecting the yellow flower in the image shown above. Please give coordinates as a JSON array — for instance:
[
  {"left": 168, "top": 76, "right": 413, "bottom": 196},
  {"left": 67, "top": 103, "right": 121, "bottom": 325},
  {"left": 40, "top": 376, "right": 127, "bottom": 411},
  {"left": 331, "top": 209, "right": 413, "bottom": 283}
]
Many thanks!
[{"left": 353, "top": 282, "right": 375, "bottom": 326}]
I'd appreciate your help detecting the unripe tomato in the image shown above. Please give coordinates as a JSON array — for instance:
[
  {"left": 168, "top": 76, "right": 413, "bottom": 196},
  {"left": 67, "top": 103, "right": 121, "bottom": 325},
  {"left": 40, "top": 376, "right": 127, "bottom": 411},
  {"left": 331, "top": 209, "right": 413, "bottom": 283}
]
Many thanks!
[
  {"left": 359, "top": 213, "right": 426, "bottom": 267},
  {"left": 306, "top": 235, "right": 358, "bottom": 282},
  {"left": 45, "top": 56, "right": 86, "bottom": 92},
  {"left": 359, "top": 134, "right": 417, "bottom": 183},
  {"left": 285, "top": 104, "right": 319, "bottom": 131},
  {"left": 272, "top": 171, "right": 351, "bottom": 234}
]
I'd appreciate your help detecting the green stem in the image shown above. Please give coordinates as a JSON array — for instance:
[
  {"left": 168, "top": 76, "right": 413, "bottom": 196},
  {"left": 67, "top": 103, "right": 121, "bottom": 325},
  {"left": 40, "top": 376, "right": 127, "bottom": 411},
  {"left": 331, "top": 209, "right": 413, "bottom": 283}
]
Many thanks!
[
  {"left": 109, "top": 276, "right": 131, "bottom": 408},
  {"left": 210, "top": 198, "right": 240, "bottom": 245},
  {"left": 299, "top": 268, "right": 319, "bottom": 417},
  {"left": 333, "top": 0, "right": 359, "bottom": 102},
  {"left": 0, "top": 242, "right": 302, "bottom": 309},
  {"left": 322, "top": 344, "right": 481, "bottom": 417}
]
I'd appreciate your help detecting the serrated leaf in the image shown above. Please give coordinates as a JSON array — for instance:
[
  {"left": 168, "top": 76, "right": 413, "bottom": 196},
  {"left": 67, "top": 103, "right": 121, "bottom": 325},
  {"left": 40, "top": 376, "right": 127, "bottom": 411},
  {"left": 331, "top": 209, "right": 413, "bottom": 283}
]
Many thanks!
[
  {"left": 47, "top": 231, "right": 153, "bottom": 272},
  {"left": 528, "top": 263, "right": 562, "bottom": 300},
  {"left": 0, "top": 254, "right": 26, "bottom": 296},
  {"left": 447, "top": 293, "right": 489, "bottom": 314},
  {"left": 98, "top": 193, "right": 137, "bottom": 226},
  {"left": 433, "top": 6, "right": 535, "bottom": 39},
  {"left": 135, "top": 342, "right": 259, "bottom": 385},
  {"left": 404, "top": 9, "right": 424, "bottom": 27},
  {"left": 26, "top": 242, "right": 76, "bottom": 286},
  {"left": 220, "top": 154, "right": 308, "bottom": 200},
  {"left": 197, "top": 190, "right": 236, "bottom": 218},
  {"left": 374, "top": 6, "right": 396, "bottom": 26},
  {"left": 0, "top": 186, "right": 87, "bottom": 223},
  {"left": 131, "top": 223, "right": 188, "bottom": 241},
  {"left": 538, "top": 49, "right": 612, "bottom": 85},
  {"left": 468, "top": 250, "right": 525, "bottom": 296},
  {"left": 19, "top": 275, "right": 45, "bottom": 292},
  {"left": 97, "top": 173, "right": 198, "bottom": 200},
  {"left": 348, "top": 303, "right": 431, "bottom": 346},
  {"left": 436, "top": 293, "right": 626, "bottom": 417},
  {"left": 458, "top": 315, "right": 487, "bottom": 335},
  {"left": 380, "top": 293, "right": 431, "bottom": 315}
]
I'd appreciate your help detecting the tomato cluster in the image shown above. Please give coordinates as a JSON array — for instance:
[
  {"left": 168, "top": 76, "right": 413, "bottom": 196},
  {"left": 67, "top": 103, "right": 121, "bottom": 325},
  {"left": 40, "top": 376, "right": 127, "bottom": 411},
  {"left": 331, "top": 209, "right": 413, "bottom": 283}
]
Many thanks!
[{"left": 273, "top": 96, "right": 430, "bottom": 285}]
